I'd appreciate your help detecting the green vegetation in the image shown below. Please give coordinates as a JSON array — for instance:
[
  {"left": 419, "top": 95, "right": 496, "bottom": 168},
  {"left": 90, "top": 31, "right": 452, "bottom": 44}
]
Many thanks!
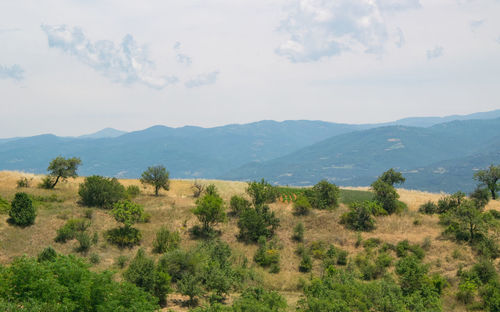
[
  {"left": 247, "top": 179, "right": 279, "bottom": 207},
  {"left": 474, "top": 164, "right": 500, "bottom": 200},
  {"left": 140, "top": 165, "right": 170, "bottom": 196},
  {"left": 193, "top": 190, "right": 226, "bottom": 237},
  {"left": 0, "top": 253, "right": 159, "bottom": 311},
  {"left": 55, "top": 218, "right": 90, "bottom": 243},
  {"left": 152, "top": 226, "right": 181, "bottom": 254},
  {"left": 340, "top": 201, "right": 376, "bottom": 231},
  {"left": 293, "top": 195, "right": 311, "bottom": 216},
  {"left": 305, "top": 180, "right": 340, "bottom": 210},
  {"left": 229, "top": 195, "right": 251, "bottom": 216},
  {"left": 106, "top": 200, "right": 144, "bottom": 247},
  {"left": 9, "top": 192, "right": 36, "bottom": 226},
  {"left": 371, "top": 168, "right": 406, "bottom": 214},
  {"left": 78, "top": 175, "right": 126, "bottom": 208},
  {"left": 43, "top": 156, "right": 81, "bottom": 189},
  {"left": 254, "top": 237, "right": 281, "bottom": 273}
]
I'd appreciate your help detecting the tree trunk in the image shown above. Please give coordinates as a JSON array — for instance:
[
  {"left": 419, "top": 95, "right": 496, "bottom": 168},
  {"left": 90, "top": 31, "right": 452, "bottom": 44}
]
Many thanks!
[
  {"left": 51, "top": 175, "right": 61, "bottom": 189},
  {"left": 155, "top": 186, "right": 159, "bottom": 196}
]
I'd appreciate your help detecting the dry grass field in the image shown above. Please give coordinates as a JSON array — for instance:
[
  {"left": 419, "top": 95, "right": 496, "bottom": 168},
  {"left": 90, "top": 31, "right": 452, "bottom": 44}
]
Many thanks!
[{"left": 1, "top": 170, "right": 499, "bottom": 311}]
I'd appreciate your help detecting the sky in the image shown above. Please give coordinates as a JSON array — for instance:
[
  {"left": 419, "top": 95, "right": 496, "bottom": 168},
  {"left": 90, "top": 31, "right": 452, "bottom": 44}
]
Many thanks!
[{"left": 1, "top": 0, "right": 500, "bottom": 138}]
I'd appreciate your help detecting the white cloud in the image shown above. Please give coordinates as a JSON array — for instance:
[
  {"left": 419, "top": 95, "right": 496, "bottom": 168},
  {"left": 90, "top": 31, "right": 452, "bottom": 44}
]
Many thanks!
[
  {"left": 0, "top": 64, "right": 24, "bottom": 80},
  {"left": 40, "top": 24, "right": 178, "bottom": 89},
  {"left": 395, "top": 27, "right": 405, "bottom": 48},
  {"left": 173, "top": 41, "right": 192, "bottom": 66},
  {"left": 276, "top": 0, "right": 421, "bottom": 62},
  {"left": 185, "top": 71, "right": 219, "bottom": 88},
  {"left": 427, "top": 46, "right": 444, "bottom": 60},
  {"left": 470, "top": 19, "right": 485, "bottom": 32}
]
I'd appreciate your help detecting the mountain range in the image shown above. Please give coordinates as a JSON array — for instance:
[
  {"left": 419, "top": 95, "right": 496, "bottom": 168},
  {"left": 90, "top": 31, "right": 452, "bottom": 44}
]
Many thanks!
[{"left": 1, "top": 109, "right": 499, "bottom": 193}]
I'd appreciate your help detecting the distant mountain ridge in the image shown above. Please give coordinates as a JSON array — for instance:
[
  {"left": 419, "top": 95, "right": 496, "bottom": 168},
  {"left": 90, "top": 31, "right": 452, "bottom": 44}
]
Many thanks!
[{"left": 1, "top": 109, "right": 499, "bottom": 193}]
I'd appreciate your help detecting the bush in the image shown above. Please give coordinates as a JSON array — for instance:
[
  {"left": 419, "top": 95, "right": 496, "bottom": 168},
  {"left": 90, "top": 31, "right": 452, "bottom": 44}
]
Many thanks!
[
  {"left": 116, "top": 255, "right": 129, "bottom": 268},
  {"left": 106, "top": 227, "right": 142, "bottom": 247},
  {"left": 340, "top": 201, "right": 376, "bottom": 231},
  {"left": 193, "top": 194, "right": 226, "bottom": 236},
  {"left": 37, "top": 246, "right": 57, "bottom": 262},
  {"left": 419, "top": 201, "right": 438, "bottom": 214},
  {"left": 0, "top": 254, "right": 159, "bottom": 311},
  {"left": 437, "top": 191, "right": 466, "bottom": 214},
  {"left": 231, "top": 287, "right": 287, "bottom": 312},
  {"left": 237, "top": 205, "right": 280, "bottom": 242},
  {"left": 16, "top": 177, "right": 31, "bottom": 188},
  {"left": 299, "top": 252, "right": 312, "bottom": 273},
  {"left": 153, "top": 227, "right": 181, "bottom": 254},
  {"left": 78, "top": 175, "right": 126, "bottom": 208},
  {"left": 254, "top": 237, "right": 280, "bottom": 271},
  {"left": 246, "top": 179, "right": 279, "bottom": 207},
  {"left": 126, "top": 185, "right": 141, "bottom": 198},
  {"left": 457, "top": 280, "right": 477, "bottom": 304},
  {"left": 292, "top": 222, "right": 304, "bottom": 242},
  {"left": 76, "top": 232, "right": 92, "bottom": 253},
  {"left": 9, "top": 192, "right": 36, "bottom": 226},
  {"left": 178, "top": 273, "right": 205, "bottom": 306},
  {"left": 54, "top": 218, "right": 90, "bottom": 243},
  {"left": 305, "top": 180, "right": 340, "bottom": 210},
  {"left": 83, "top": 208, "right": 94, "bottom": 219},
  {"left": 90, "top": 253, "right": 100, "bottom": 264},
  {"left": 229, "top": 195, "right": 251, "bottom": 217},
  {"left": 38, "top": 175, "right": 55, "bottom": 189},
  {"left": 293, "top": 195, "right": 312, "bottom": 216}
]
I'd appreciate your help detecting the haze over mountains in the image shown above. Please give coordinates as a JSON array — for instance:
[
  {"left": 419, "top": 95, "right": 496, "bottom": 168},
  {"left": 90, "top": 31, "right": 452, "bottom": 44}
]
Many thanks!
[{"left": 1, "top": 110, "right": 499, "bottom": 193}]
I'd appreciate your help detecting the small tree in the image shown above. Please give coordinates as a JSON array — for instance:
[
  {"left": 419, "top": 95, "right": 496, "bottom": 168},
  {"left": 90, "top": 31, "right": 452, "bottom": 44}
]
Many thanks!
[
  {"left": 340, "top": 201, "right": 376, "bottom": 232},
  {"left": 9, "top": 192, "right": 36, "bottom": 226},
  {"left": 153, "top": 227, "right": 181, "bottom": 254},
  {"left": 106, "top": 200, "right": 144, "bottom": 247},
  {"left": 192, "top": 194, "right": 226, "bottom": 235},
  {"left": 246, "top": 179, "right": 279, "bottom": 207},
  {"left": 46, "top": 156, "right": 81, "bottom": 189},
  {"left": 237, "top": 205, "right": 280, "bottom": 242},
  {"left": 140, "top": 165, "right": 170, "bottom": 196},
  {"left": 474, "top": 165, "right": 500, "bottom": 200},
  {"left": 293, "top": 195, "right": 312, "bottom": 216},
  {"left": 229, "top": 195, "right": 251, "bottom": 216},
  {"left": 371, "top": 169, "right": 405, "bottom": 214},
  {"left": 306, "top": 180, "right": 340, "bottom": 210},
  {"left": 78, "top": 175, "right": 126, "bottom": 208}
]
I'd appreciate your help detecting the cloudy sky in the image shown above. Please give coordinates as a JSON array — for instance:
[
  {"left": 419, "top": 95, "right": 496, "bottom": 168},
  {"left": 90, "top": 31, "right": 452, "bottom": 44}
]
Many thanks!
[{"left": 1, "top": 0, "right": 499, "bottom": 137}]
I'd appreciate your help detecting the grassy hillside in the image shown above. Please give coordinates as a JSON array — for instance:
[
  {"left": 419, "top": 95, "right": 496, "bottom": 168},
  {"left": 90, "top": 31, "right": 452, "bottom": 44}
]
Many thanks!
[{"left": 1, "top": 171, "right": 499, "bottom": 311}]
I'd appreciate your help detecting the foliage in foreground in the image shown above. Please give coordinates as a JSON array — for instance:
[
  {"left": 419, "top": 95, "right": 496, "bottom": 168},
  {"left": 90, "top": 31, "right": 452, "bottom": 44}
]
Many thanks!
[{"left": 0, "top": 253, "right": 159, "bottom": 311}]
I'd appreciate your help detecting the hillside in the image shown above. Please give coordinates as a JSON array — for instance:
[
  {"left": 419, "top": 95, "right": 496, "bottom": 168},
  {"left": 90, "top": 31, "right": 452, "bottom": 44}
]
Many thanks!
[
  {"left": 222, "top": 118, "right": 500, "bottom": 193},
  {"left": 1, "top": 171, "right": 500, "bottom": 311}
]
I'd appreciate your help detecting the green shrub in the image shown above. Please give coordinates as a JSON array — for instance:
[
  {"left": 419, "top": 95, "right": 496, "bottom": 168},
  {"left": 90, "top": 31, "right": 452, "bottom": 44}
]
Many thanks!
[
  {"left": 237, "top": 204, "right": 280, "bottom": 242},
  {"left": 38, "top": 175, "right": 55, "bottom": 189},
  {"left": 371, "top": 169, "right": 405, "bottom": 215},
  {"left": 419, "top": 201, "right": 438, "bottom": 214},
  {"left": 336, "top": 249, "right": 348, "bottom": 266},
  {"left": 456, "top": 280, "right": 477, "bottom": 304},
  {"left": 0, "top": 195, "right": 9, "bottom": 214},
  {"left": 90, "top": 253, "right": 100, "bottom": 264},
  {"left": 9, "top": 192, "right": 36, "bottom": 226},
  {"left": 159, "top": 248, "right": 202, "bottom": 282},
  {"left": 299, "top": 252, "right": 313, "bottom": 273},
  {"left": 246, "top": 179, "right": 279, "bottom": 207},
  {"left": 231, "top": 287, "right": 287, "bottom": 312},
  {"left": 292, "top": 222, "right": 304, "bottom": 242},
  {"left": 340, "top": 201, "right": 376, "bottom": 231},
  {"left": 78, "top": 175, "right": 125, "bottom": 208},
  {"left": 229, "top": 195, "right": 251, "bottom": 216},
  {"left": 396, "top": 240, "right": 425, "bottom": 259},
  {"left": 76, "top": 232, "right": 92, "bottom": 253},
  {"left": 362, "top": 238, "right": 382, "bottom": 250},
  {"left": 105, "top": 227, "right": 141, "bottom": 247},
  {"left": 178, "top": 272, "right": 205, "bottom": 306},
  {"left": 193, "top": 194, "right": 226, "bottom": 236},
  {"left": 16, "top": 177, "right": 31, "bottom": 188},
  {"left": 126, "top": 185, "right": 141, "bottom": 198},
  {"left": 437, "top": 191, "right": 466, "bottom": 214},
  {"left": 254, "top": 237, "right": 280, "bottom": 271},
  {"left": 37, "top": 246, "right": 57, "bottom": 262},
  {"left": 0, "top": 254, "right": 159, "bottom": 311},
  {"left": 116, "top": 255, "right": 129, "bottom": 268},
  {"left": 153, "top": 226, "right": 180, "bottom": 254},
  {"left": 83, "top": 208, "right": 94, "bottom": 219},
  {"left": 305, "top": 180, "right": 340, "bottom": 210},
  {"left": 54, "top": 218, "right": 90, "bottom": 243},
  {"left": 309, "top": 240, "right": 328, "bottom": 259},
  {"left": 293, "top": 195, "right": 312, "bottom": 216}
]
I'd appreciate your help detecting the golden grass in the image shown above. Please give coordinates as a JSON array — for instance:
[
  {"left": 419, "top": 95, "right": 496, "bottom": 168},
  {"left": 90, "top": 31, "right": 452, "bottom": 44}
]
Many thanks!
[{"left": 0, "top": 171, "right": 498, "bottom": 311}]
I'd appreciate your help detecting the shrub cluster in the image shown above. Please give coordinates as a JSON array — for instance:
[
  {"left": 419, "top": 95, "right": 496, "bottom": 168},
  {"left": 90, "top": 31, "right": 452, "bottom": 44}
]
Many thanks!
[
  {"left": 9, "top": 192, "right": 36, "bottom": 226},
  {"left": 78, "top": 175, "right": 126, "bottom": 208}
]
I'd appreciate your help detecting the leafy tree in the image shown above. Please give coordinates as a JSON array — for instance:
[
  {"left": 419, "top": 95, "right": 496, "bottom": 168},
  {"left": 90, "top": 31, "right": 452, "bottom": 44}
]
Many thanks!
[
  {"left": 178, "top": 272, "right": 205, "bottom": 306},
  {"left": 0, "top": 254, "right": 159, "bottom": 311},
  {"left": 106, "top": 200, "right": 144, "bottom": 247},
  {"left": 205, "top": 184, "right": 219, "bottom": 197},
  {"left": 9, "top": 192, "right": 36, "bottom": 226},
  {"left": 470, "top": 187, "right": 490, "bottom": 209},
  {"left": 474, "top": 165, "right": 500, "bottom": 200},
  {"left": 229, "top": 195, "right": 251, "bottom": 216},
  {"left": 78, "top": 175, "right": 125, "bottom": 208},
  {"left": 340, "top": 201, "right": 376, "bottom": 231},
  {"left": 45, "top": 156, "right": 81, "bottom": 189},
  {"left": 232, "top": 287, "right": 287, "bottom": 312},
  {"left": 111, "top": 200, "right": 145, "bottom": 228},
  {"left": 246, "top": 179, "right": 279, "bottom": 207},
  {"left": 124, "top": 249, "right": 172, "bottom": 306},
  {"left": 193, "top": 194, "right": 226, "bottom": 235},
  {"left": 437, "top": 191, "right": 466, "bottom": 214},
  {"left": 237, "top": 205, "right": 280, "bottom": 243},
  {"left": 371, "top": 169, "right": 405, "bottom": 214},
  {"left": 140, "top": 165, "right": 170, "bottom": 196},
  {"left": 305, "top": 180, "right": 340, "bottom": 210}
]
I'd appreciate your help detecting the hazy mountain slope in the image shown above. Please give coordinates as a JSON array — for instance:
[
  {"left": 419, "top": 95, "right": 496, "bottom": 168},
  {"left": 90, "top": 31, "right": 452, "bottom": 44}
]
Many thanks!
[
  {"left": 78, "top": 128, "right": 127, "bottom": 139},
  {"left": 220, "top": 118, "right": 500, "bottom": 192},
  {"left": 0, "top": 120, "right": 365, "bottom": 178},
  {"left": 386, "top": 109, "right": 500, "bottom": 127}
]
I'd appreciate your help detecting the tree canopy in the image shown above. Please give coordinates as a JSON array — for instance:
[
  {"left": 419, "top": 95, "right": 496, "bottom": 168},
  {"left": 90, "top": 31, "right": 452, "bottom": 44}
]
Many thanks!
[
  {"left": 474, "top": 165, "right": 500, "bottom": 200},
  {"left": 140, "top": 165, "right": 170, "bottom": 196},
  {"left": 46, "top": 156, "right": 81, "bottom": 189}
]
